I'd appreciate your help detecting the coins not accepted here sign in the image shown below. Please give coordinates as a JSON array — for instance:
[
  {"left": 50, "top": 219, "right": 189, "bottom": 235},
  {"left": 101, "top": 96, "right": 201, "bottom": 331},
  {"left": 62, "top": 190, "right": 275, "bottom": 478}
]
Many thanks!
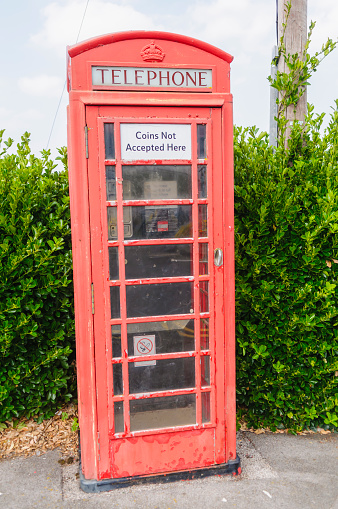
[{"left": 120, "top": 123, "right": 192, "bottom": 160}]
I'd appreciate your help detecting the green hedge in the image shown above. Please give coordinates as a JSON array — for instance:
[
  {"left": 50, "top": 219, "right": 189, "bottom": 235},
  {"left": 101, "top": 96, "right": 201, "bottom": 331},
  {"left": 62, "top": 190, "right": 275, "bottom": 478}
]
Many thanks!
[
  {"left": 0, "top": 131, "right": 75, "bottom": 422},
  {"left": 234, "top": 105, "right": 338, "bottom": 431},
  {"left": 2, "top": 107, "right": 338, "bottom": 431}
]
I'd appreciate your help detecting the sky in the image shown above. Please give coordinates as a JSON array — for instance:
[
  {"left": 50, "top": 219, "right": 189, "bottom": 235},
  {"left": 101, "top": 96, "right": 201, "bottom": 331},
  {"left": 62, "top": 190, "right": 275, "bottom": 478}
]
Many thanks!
[{"left": 1, "top": 0, "right": 337, "bottom": 161}]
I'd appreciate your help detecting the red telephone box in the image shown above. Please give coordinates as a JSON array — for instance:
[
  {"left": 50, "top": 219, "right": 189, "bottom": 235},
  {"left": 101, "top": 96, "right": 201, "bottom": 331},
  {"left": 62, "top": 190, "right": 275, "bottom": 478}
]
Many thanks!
[{"left": 67, "top": 31, "right": 239, "bottom": 491}]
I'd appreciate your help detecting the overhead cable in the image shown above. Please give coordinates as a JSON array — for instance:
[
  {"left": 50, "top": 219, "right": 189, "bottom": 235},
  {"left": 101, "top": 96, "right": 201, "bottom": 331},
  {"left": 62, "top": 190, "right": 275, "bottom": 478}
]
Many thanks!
[{"left": 46, "top": 0, "right": 90, "bottom": 149}]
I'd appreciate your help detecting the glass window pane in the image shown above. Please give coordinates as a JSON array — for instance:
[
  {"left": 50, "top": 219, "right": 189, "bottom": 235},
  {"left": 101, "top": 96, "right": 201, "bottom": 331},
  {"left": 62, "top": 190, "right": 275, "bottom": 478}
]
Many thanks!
[
  {"left": 113, "top": 363, "right": 123, "bottom": 395},
  {"left": 104, "top": 123, "right": 115, "bottom": 159},
  {"left": 106, "top": 165, "right": 116, "bottom": 200},
  {"left": 125, "top": 244, "right": 192, "bottom": 279},
  {"left": 122, "top": 165, "right": 192, "bottom": 200},
  {"left": 110, "top": 286, "right": 120, "bottom": 319},
  {"left": 201, "top": 356, "right": 210, "bottom": 386},
  {"left": 112, "top": 324, "right": 122, "bottom": 358},
  {"left": 107, "top": 207, "right": 133, "bottom": 240},
  {"left": 127, "top": 320, "right": 194, "bottom": 354},
  {"left": 199, "top": 243, "right": 208, "bottom": 275},
  {"left": 198, "top": 205, "right": 208, "bottom": 237},
  {"left": 129, "top": 357, "right": 195, "bottom": 394},
  {"left": 122, "top": 179, "right": 133, "bottom": 199},
  {"left": 198, "top": 164, "right": 207, "bottom": 198},
  {"left": 202, "top": 392, "right": 211, "bottom": 423},
  {"left": 126, "top": 282, "right": 194, "bottom": 318},
  {"left": 125, "top": 205, "right": 192, "bottom": 240},
  {"left": 107, "top": 206, "right": 117, "bottom": 240},
  {"left": 130, "top": 394, "right": 196, "bottom": 432},
  {"left": 197, "top": 124, "right": 206, "bottom": 159},
  {"left": 108, "top": 246, "right": 119, "bottom": 280},
  {"left": 200, "top": 281, "right": 209, "bottom": 313},
  {"left": 114, "top": 401, "right": 124, "bottom": 433},
  {"left": 123, "top": 207, "right": 133, "bottom": 238},
  {"left": 200, "top": 318, "right": 209, "bottom": 350}
]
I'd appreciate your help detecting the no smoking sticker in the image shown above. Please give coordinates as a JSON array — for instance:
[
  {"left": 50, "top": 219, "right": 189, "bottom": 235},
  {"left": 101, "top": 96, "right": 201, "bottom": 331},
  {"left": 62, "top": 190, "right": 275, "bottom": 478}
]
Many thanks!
[{"left": 133, "top": 335, "right": 156, "bottom": 367}]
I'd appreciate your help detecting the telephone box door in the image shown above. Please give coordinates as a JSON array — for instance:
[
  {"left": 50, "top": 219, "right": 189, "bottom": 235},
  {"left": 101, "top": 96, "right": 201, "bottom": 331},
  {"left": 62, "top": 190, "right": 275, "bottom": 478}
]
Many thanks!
[{"left": 87, "top": 104, "right": 228, "bottom": 478}]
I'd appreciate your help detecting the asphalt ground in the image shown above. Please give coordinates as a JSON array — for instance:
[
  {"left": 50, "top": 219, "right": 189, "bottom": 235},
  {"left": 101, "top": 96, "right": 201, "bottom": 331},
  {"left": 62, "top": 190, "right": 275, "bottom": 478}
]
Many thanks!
[{"left": 0, "top": 431, "right": 337, "bottom": 509}]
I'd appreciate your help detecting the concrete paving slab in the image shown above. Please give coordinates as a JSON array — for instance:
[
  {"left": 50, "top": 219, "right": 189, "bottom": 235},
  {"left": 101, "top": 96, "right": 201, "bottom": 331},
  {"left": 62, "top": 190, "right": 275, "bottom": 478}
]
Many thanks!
[
  {"left": 0, "top": 449, "right": 63, "bottom": 508},
  {"left": 250, "top": 432, "right": 338, "bottom": 476},
  {"left": 0, "top": 431, "right": 337, "bottom": 508},
  {"left": 250, "top": 432, "right": 338, "bottom": 509},
  {"left": 61, "top": 430, "right": 278, "bottom": 507}
]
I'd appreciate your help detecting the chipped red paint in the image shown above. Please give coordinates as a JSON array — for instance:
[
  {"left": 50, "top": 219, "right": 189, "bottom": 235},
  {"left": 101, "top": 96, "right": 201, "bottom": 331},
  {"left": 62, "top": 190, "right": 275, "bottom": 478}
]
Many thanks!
[
  {"left": 67, "top": 31, "right": 236, "bottom": 483},
  {"left": 112, "top": 429, "right": 215, "bottom": 477}
]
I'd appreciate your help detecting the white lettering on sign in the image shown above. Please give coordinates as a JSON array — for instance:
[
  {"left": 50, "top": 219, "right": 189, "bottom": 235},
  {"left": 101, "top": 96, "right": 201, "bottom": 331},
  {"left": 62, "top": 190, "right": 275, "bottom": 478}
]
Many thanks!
[
  {"left": 92, "top": 66, "right": 212, "bottom": 89},
  {"left": 120, "top": 124, "right": 191, "bottom": 160},
  {"left": 133, "top": 335, "right": 156, "bottom": 367}
]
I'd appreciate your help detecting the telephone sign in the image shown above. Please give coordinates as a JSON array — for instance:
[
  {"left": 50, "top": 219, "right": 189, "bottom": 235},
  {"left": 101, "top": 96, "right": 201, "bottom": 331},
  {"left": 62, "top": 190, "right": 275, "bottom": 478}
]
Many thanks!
[
  {"left": 92, "top": 66, "right": 213, "bottom": 89},
  {"left": 67, "top": 30, "right": 239, "bottom": 492}
]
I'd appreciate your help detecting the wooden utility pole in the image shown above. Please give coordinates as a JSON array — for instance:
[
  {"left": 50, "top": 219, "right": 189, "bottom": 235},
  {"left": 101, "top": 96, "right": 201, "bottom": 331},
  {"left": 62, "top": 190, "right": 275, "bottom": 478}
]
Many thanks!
[
  {"left": 277, "top": 0, "right": 308, "bottom": 125},
  {"left": 269, "top": 45, "right": 279, "bottom": 147}
]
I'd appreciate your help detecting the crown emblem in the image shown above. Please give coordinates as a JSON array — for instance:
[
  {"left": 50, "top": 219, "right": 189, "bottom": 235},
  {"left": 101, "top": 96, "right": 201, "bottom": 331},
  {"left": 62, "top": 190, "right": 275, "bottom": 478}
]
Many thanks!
[{"left": 140, "top": 41, "right": 165, "bottom": 62}]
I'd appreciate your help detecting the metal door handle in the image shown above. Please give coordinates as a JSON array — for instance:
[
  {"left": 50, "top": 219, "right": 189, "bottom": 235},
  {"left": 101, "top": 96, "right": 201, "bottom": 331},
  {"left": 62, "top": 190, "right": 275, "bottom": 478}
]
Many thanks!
[{"left": 214, "top": 248, "right": 223, "bottom": 267}]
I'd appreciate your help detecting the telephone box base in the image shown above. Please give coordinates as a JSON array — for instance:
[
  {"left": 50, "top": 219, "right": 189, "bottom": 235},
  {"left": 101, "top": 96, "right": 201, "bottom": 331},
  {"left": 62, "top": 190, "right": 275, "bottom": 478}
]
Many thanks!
[{"left": 79, "top": 456, "right": 241, "bottom": 493}]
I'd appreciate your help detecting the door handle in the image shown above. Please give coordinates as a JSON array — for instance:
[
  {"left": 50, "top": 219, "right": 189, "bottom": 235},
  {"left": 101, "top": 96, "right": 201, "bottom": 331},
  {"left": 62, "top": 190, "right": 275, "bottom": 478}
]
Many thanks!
[{"left": 214, "top": 248, "right": 223, "bottom": 267}]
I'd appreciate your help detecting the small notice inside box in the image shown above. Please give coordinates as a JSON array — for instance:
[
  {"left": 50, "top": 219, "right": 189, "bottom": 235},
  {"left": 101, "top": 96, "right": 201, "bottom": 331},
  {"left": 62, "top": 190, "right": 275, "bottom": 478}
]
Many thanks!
[
  {"left": 144, "top": 181, "right": 177, "bottom": 200},
  {"left": 157, "top": 221, "right": 169, "bottom": 232},
  {"left": 120, "top": 123, "right": 191, "bottom": 160}
]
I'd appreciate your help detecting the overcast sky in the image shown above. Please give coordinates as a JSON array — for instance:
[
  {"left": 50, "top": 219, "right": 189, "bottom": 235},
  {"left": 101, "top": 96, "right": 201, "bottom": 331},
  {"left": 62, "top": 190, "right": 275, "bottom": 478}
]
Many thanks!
[{"left": 1, "top": 0, "right": 337, "bottom": 161}]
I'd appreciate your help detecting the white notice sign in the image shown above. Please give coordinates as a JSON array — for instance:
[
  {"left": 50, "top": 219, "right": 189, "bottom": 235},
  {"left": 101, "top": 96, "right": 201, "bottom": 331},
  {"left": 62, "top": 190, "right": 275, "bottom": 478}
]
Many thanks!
[
  {"left": 120, "top": 124, "right": 191, "bottom": 161},
  {"left": 133, "top": 335, "right": 156, "bottom": 367}
]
